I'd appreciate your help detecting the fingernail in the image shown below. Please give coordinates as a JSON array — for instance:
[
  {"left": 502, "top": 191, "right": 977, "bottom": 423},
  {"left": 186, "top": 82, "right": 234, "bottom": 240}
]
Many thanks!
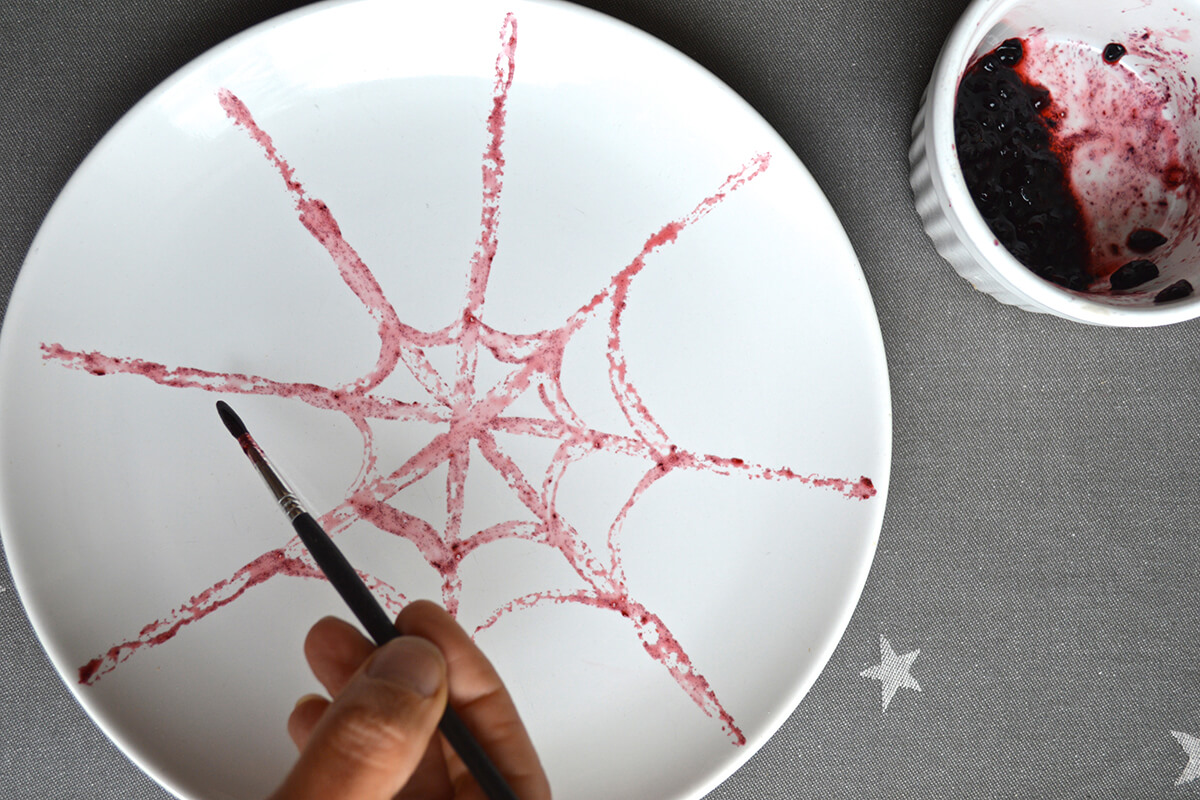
[
  {"left": 366, "top": 637, "right": 443, "bottom": 697},
  {"left": 293, "top": 693, "right": 326, "bottom": 710}
]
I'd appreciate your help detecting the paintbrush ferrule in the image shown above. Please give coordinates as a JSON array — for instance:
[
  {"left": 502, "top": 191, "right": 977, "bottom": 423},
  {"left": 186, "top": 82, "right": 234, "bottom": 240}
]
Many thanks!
[
  {"left": 216, "top": 403, "right": 309, "bottom": 521},
  {"left": 241, "top": 436, "right": 307, "bottom": 520}
]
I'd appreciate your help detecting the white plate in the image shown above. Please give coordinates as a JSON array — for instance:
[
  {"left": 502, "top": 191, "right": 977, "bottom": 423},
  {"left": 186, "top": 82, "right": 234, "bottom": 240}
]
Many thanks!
[{"left": 0, "top": 1, "right": 890, "bottom": 798}]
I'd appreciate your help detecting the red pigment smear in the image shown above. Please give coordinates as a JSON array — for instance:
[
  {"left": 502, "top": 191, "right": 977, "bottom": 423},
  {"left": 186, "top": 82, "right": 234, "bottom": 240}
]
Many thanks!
[
  {"left": 1016, "top": 31, "right": 1200, "bottom": 284},
  {"left": 477, "top": 588, "right": 747, "bottom": 745},
  {"left": 46, "top": 13, "right": 874, "bottom": 743},
  {"left": 78, "top": 549, "right": 325, "bottom": 685}
]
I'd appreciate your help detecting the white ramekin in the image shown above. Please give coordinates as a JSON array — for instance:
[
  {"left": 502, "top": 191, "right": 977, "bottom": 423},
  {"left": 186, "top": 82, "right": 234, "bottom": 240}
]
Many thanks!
[{"left": 910, "top": 0, "right": 1200, "bottom": 326}]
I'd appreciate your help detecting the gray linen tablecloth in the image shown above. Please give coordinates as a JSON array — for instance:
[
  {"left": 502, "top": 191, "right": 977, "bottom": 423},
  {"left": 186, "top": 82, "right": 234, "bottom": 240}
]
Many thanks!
[{"left": 3, "top": 1, "right": 1199, "bottom": 797}]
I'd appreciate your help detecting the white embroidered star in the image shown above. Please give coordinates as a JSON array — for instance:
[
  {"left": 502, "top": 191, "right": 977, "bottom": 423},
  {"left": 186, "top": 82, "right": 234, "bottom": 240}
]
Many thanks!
[
  {"left": 1172, "top": 731, "right": 1200, "bottom": 785},
  {"left": 860, "top": 635, "right": 921, "bottom": 712}
]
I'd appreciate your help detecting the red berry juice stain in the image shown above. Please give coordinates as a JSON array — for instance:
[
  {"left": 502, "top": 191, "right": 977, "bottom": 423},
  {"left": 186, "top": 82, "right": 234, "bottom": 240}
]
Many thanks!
[
  {"left": 76, "top": 549, "right": 324, "bottom": 684},
  {"left": 43, "top": 13, "right": 875, "bottom": 743},
  {"left": 955, "top": 30, "right": 1200, "bottom": 293}
]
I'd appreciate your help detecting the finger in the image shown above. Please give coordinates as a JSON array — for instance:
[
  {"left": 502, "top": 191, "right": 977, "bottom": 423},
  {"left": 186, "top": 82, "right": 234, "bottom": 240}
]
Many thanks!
[
  {"left": 396, "top": 600, "right": 551, "bottom": 800},
  {"left": 287, "top": 694, "right": 330, "bottom": 750},
  {"left": 268, "top": 636, "right": 448, "bottom": 800},
  {"left": 396, "top": 732, "right": 453, "bottom": 799},
  {"left": 303, "top": 616, "right": 376, "bottom": 697}
]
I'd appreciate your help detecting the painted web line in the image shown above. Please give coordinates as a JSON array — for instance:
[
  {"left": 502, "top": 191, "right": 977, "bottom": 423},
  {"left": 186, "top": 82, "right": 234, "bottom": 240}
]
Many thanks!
[{"left": 43, "top": 13, "right": 875, "bottom": 745}]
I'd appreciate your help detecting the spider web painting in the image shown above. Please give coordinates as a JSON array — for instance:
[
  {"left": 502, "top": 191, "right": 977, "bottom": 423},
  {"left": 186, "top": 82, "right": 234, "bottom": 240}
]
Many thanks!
[{"left": 41, "top": 13, "right": 876, "bottom": 745}]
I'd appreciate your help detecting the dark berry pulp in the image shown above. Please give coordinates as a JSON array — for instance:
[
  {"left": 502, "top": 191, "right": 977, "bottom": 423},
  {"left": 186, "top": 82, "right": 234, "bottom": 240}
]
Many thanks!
[
  {"left": 1109, "top": 259, "right": 1158, "bottom": 291},
  {"left": 1155, "top": 279, "right": 1193, "bottom": 303},
  {"left": 954, "top": 38, "right": 1094, "bottom": 291},
  {"left": 1127, "top": 228, "right": 1167, "bottom": 253}
]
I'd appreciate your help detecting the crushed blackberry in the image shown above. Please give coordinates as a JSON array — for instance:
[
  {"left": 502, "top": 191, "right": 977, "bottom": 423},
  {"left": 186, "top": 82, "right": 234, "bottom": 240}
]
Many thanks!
[
  {"left": 1127, "top": 228, "right": 1168, "bottom": 253},
  {"left": 954, "top": 37, "right": 1093, "bottom": 291},
  {"left": 1103, "top": 43, "right": 1127, "bottom": 64},
  {"left": 1154, "top": 279, "right": 1193, "bottom": 303},
  {"left": 995, "top": 39, "right": 1024, "bottom": 66},
  {"left": 1109, "top": 259, "right": 1158, "bottom": 290}
]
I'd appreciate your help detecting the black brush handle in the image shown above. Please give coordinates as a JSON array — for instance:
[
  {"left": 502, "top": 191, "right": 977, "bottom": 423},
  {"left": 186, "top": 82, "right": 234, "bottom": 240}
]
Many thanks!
[
  {"left": 292, "top": 513, "right": 519, "bottom": 800},
  {"left": 437, "top": 705, "right": 519, "bottom": 800},
  {"left": 292, "top": 513, "right": 397, "bottom": 642}
]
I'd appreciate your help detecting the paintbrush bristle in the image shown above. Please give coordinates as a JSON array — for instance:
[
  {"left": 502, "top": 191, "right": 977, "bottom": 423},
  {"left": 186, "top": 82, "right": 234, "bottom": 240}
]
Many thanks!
[{"left": 216, "top": 400, "right": 249, "bottom": 439}]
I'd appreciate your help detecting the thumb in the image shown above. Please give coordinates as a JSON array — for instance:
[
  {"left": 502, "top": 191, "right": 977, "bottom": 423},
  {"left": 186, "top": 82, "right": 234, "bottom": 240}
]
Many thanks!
[{"left": 270, "top": 636, "right": 448, "bottom": 800}]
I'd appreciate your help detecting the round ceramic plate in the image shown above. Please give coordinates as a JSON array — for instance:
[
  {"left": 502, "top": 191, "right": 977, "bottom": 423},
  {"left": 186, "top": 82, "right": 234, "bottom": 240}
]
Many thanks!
[{"left": 0, "top": 1, "right": 890, "bottom": 798}]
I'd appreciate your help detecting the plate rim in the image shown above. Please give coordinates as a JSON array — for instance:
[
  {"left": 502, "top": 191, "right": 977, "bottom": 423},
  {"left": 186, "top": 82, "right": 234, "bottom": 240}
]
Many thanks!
[{"left": 0, "top": 0, "right": 893, "bottom": 797}]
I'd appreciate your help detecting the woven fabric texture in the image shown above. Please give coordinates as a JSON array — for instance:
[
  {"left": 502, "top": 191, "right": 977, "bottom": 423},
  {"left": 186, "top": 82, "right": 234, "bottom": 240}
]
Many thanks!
[{"left": 2, "top": 1, "right": 1198, "bottom": 798}]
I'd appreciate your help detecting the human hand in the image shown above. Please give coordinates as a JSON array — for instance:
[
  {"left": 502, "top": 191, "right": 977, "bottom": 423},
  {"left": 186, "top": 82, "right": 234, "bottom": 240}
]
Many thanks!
[{"left": 268, "top": 599, "right": 551, "bottom": 800}]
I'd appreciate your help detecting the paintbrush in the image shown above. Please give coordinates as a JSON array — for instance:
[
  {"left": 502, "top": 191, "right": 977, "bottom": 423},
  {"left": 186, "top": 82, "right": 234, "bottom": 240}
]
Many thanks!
[{"left": 215, "top": 400, "right": 519, "bottom": 800}]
